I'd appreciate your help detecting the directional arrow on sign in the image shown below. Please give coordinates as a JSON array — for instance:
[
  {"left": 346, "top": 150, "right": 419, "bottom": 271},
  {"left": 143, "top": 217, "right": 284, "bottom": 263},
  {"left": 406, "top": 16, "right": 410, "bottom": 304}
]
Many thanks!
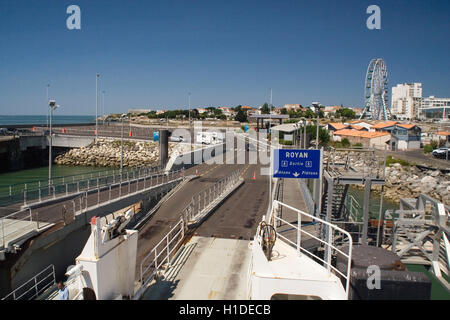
[{"left": 293, "top": 172, "right": 299, "bottom": 177}]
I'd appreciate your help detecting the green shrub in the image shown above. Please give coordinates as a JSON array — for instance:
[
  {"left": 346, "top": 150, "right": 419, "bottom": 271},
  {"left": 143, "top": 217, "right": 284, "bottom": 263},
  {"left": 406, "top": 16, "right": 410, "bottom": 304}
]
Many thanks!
[
  {"left": 341, "top": 138, "right": 350, "bottom": 147},
  {"left": 424, "top": 144, "right": 434, "bottom": 153},
  {"left": 385, "top": 155, "right": 411, "bottom": 167},
  {"left": 279, "top": 139, "right": 293, "bottom": 145}
]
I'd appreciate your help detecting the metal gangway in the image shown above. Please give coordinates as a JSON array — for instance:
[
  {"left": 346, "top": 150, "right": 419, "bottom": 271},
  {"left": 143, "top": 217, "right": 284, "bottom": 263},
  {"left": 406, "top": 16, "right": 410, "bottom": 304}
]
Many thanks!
[{"left": 135, "top": 169, "right": 243, "bottom": 299}]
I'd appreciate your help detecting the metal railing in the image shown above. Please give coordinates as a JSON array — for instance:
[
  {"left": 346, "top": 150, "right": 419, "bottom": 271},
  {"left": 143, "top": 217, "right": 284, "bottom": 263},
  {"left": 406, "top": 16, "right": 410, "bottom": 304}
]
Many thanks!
[
  {"left": 181, "top": 169, "right": 241, "bottom": 224},
  {"left": 0, "top": 165, "right": 164, "bottom": 207},
  {"left": 139, "top": 217, "right": 185, "bottom": 288},
  {"left": 0, "top": 169, "right": 185, "bottom": 251},
  {"left": 266, "top": 200, "right": 353, "bottom": 297},
  {"left": 136, "top": 169, "right": 242, "bottom": 297},
  {"left": 324, "top": 146, "right": 386, "bottom": 180},
  {"left": 0, "top": 207, "right": 33, "bottom": 250},
  {"left": 2, "top": 264, "right": 55, "bottom": 300}
]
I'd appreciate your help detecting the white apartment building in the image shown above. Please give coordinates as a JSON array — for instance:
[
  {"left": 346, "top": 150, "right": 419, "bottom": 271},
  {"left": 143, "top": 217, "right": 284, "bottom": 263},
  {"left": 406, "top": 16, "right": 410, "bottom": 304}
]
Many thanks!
[
  {"left": 420, "top": 96, "right": 450, "bottom": 120},
  {"left": 391, "top": 83, "right": 422, "bottom": 120}
]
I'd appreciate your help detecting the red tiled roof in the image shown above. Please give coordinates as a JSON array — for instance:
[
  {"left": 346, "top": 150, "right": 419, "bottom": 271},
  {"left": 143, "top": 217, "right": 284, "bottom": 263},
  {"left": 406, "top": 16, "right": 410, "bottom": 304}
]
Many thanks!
[
  {"left": 371, "top": 121, "right": 398, "bottom": 129},
  {"left": 334, "top": 129, "right": 390, "bottom": 139},
  {"left": 328, "top": 123, "right": 347, "bottom": 130},
  {"left": 397, "top": 124, "right": 416, "bottom": 129}
]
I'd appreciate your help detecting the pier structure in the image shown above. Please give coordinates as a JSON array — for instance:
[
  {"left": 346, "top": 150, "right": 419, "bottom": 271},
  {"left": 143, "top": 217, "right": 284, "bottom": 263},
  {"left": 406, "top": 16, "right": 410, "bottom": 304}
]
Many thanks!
[
  {"left": 318, "top": 147, "right": 387, "bottom": 245},
  {"left": 385, "top": 193, "right": 450, "bottom": 291}
]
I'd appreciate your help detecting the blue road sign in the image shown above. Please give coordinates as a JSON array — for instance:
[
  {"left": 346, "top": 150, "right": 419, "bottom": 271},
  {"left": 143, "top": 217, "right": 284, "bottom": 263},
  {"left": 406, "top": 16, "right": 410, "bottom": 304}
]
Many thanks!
[
  {"left": 153, "top": 131, "right": 159, "bottom": 142},
  {"left": 273, "top": 149, "right": 321, "bottom": 179}
]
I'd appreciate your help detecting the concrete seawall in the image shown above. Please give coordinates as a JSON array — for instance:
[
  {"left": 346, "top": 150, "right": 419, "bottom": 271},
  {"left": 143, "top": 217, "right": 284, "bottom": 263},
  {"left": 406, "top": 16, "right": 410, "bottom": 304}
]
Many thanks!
[{"left": 0, "top": 135, "right": 95, "bottom": 174}]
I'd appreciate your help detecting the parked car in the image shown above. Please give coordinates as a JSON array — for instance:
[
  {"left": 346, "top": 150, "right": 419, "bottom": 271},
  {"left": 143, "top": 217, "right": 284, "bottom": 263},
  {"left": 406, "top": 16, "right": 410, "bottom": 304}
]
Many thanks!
[
  {"left": 169, "top": 135, "right": 184, "bottom": 142},
  {"left": 432, "top": 147, "right": 450, "bottom": 159}
]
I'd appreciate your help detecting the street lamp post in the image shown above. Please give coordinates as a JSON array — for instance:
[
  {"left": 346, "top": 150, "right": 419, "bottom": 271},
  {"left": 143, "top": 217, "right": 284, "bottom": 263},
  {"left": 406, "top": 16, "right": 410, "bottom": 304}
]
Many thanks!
[
  {"left": 120, "top": 114, "right": 127, "bottom": 178},
  {"left": 188, "top": 92, "right": 191, "bottom": 126},
  {"left": 312, "top": 102, "right": 322, "bottom": 149},
  {"left": 96, "top": 74, "right": 99, "bottom": 141},
  {"left": 46, "top": 84, "right": 50, "bottom": 129},
  {"left": 311, "top": 102, "right": 323, "bottom": 217},
  {"left": 48, "top": 100, "right": 59, "bottom": 186},
  {"left": 102, "top": 90, "right": 105, "bottom": 125}
]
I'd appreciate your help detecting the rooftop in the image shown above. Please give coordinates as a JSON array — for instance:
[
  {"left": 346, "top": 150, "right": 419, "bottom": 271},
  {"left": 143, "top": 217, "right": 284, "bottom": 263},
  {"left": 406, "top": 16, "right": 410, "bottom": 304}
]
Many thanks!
[
  {"left": 334, "top": 129, "right": 390, "bottom": 139},
  {"left": 270, "top": 123, "right": 299, "bottom": 132},
  {"left": 371, "top": 121, "right": 398, "bottom": 129},
  {"left": 328, "top": 123, "right": 347, "bottom": 130},
  {"left": 397, "top": 124, "right": 416, "bottom": 129}
]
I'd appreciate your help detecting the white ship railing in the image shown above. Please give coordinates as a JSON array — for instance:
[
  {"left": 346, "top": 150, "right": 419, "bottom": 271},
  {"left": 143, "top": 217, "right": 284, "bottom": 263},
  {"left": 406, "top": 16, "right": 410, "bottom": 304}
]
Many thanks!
[
  {"left": 267, "top": 200, "right": 353, "bottom": 297},
  {"left": 139, "top": 217, "right": 185, "bottom": 288},
  {"left": 2, "top": 264, "right": 55, "bottom": 300}
]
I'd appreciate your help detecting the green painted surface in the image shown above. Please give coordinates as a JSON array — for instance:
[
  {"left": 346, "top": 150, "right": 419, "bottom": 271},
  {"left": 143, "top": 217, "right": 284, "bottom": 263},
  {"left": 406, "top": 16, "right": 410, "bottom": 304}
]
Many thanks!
[{"left": 406, "top": 264, "right": 450, "bottom": 300}]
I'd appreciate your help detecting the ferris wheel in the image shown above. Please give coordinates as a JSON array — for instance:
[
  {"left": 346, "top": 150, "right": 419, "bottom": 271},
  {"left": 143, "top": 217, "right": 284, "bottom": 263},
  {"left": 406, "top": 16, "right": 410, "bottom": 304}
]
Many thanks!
[{"left": 360, "top": 58, "right": 390, "bottom": 120}]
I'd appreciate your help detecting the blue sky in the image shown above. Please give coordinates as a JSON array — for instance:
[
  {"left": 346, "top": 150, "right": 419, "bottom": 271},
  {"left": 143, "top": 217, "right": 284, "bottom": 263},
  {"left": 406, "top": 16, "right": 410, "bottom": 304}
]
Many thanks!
[{"left": 0, "top": 0, "right": 449, "bottom": 115}]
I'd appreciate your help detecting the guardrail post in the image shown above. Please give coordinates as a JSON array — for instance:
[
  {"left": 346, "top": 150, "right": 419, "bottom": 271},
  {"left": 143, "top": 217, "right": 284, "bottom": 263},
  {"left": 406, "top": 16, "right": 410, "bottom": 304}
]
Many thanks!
[
  {"left": 167, "top": 236, "right": 170, "bottom": 265},
  {"left": 77, "top": 181, "right": 80, "bottom": 193},
  {"left": 326, "top": 224, "right": 332, "bottom": 272},
  {"left": 66, "top": 183, "right": 68, "bottom": 196},
  {"left": 109, "top": 185, "right": 111, "bottom": 202},
  {"left": 24, "top": 185, "right": 27, "bottom": 206},
  {"left": 97, "top": 187, "right": 100, "bottom": 205},
  {"left": 39, "top": 182, "right": 42, "bottom": 202},
  {"left": 297, "top": 212, "right": 301, "bottom": 255},
  {"left": 1, "top": 217, "right": 5, "bottom": 249},
  {"left": 181, "top": 217, "right": 185, "bottom": 238}
]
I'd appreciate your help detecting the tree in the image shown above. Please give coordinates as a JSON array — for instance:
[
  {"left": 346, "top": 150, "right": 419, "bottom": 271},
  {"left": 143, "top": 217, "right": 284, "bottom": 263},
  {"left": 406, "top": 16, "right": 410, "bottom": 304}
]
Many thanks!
[
  {"left": 235, "top": 109, "right": 248, "bottom": 122},
  {"left": 304, "top": 109, "right": 316, "bottom": 118},
  {"left": 260, "top": 103, "right": 270, "bottom": 114},
  {"left": 336, "top": 108, "right": 356, "bottom": 119},
  {"left": 305, "top": 124, "right": 330, "bottom": 145},
  {"left": 280, "top": 108, "right": 287, "bottom": 115}
]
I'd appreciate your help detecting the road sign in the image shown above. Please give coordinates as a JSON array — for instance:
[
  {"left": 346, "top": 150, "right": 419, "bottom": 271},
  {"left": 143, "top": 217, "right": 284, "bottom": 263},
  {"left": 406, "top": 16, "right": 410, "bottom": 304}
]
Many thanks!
[
  {"left": 153, "top": 131, "right": 159, "bottom": 142},
  {"left": 273, "top": 149, "right": 321, "bottom": 179}
]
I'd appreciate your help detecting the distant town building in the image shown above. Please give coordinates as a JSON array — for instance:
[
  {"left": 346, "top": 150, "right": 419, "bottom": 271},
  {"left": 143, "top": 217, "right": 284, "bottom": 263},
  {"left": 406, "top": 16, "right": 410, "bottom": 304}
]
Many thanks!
[
  {"left": 430, "top": 131, "right": 450, "bottom": 144},
  {"left": 420, "top": 96, "right": 450, "bottom": 120},
  {"left": 283, "top": 104, "right": 302, "bottom": 111},
  {"left": 128, "top": 108, "right": 151, "bottom": 114},
  {"left": 348, "top": 120, "right": 372, "bottom": 131},
  {"left": 323, "top": 106, "right": 342, "bottom": 117},
  {"left": 333, "top": 129, "right": 391, "bottom": 149},
  {"left": 218, "top": 107, "right": 234, "bottom": 116},
  {"left": 370, "top": 121, "right": 398, "bottom": 133},
  {"left": 327, "top": 123, "right": 348, "bottom": 132},
  {"left": 352, "top": 108, "right": 363, "bottom": 117},
  {"left": 156, "top": 110, "right": 166, "bottom": 115},
  {"left": 391, "top": 83, "right": 422, "bottom": 120},
  {"left": 196, "top": 108, "right": 207, "bottom": 114},
  {"left": 390, "top": 124, "right": 422, "bottom": 151},
  {"left": 241, "top": 106, "right": 259, "bottom": 115}
]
